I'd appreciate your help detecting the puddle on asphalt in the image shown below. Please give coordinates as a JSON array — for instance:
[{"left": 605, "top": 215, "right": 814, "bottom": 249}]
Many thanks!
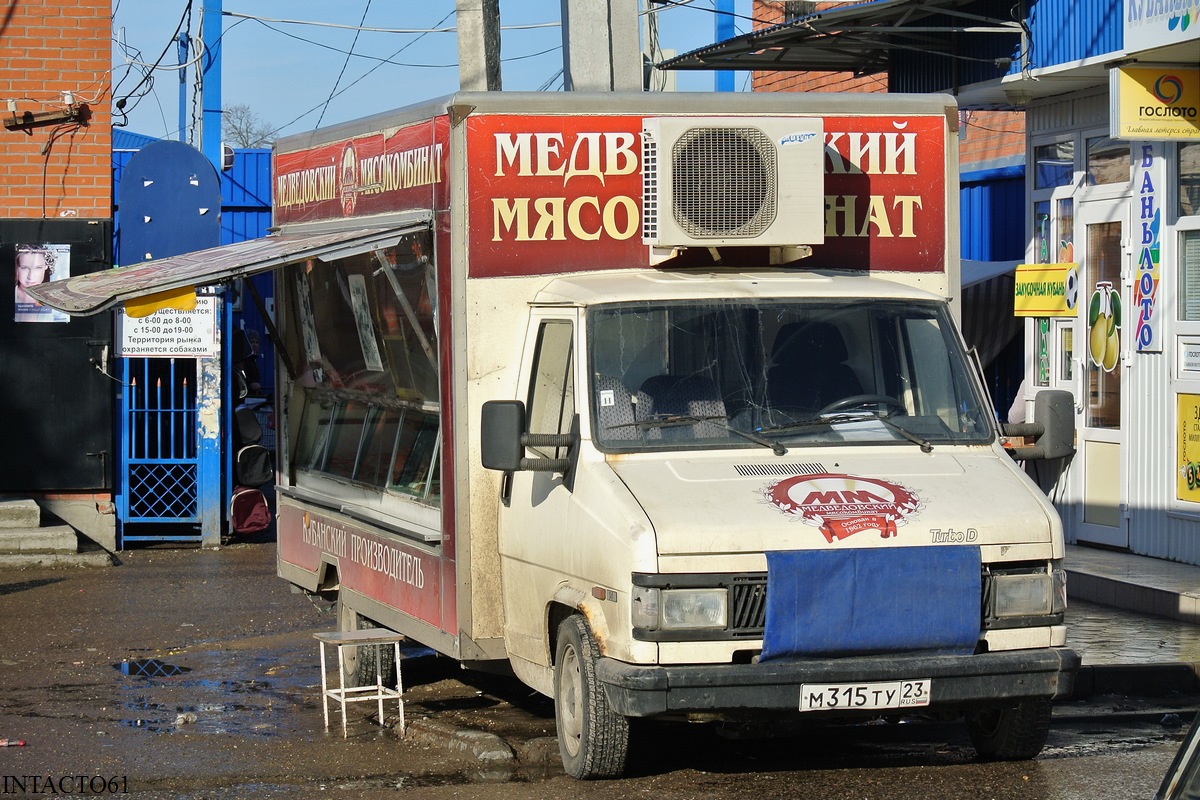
[{"left": 115, "top": 659, "right": 193, "bottom": 677}]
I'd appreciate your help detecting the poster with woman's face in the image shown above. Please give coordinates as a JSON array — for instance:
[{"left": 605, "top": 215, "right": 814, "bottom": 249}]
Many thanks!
[{"left": 14, "top": 243, "right": 70, "bottom": 323}]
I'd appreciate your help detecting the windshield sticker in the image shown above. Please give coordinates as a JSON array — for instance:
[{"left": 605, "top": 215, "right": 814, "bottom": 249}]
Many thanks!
[{"left": 763, "top": 473, "right": 922, "bottom": 543}]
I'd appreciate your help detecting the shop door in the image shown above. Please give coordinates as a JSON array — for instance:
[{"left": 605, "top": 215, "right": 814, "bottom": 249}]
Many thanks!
[{"left": 1075, "top": 200, "right": 1129, "bottom": 548}]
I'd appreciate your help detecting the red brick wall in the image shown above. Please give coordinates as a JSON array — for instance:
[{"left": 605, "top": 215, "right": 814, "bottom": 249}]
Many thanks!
[
  {"left": 959, "top": 110, "right": 1025, "bottom": 168},
  {"left": 750, "top": 1, "right": 1027, "bottom": 170},
  {"left": 0, "top": 0, "right": 112, "bottom": 218}
]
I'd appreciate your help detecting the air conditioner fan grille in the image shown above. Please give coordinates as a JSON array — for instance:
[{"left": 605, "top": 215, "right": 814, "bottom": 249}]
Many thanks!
[{"left": 671, "top": 127, "right": 777, "bottom": 238}]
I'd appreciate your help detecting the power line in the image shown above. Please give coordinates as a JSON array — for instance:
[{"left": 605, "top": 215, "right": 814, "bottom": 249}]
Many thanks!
[
  {"left": 221, "top": 10, "right": 560, "bottom": 34},
  {"left": 316, "top": 0, "right": 373, "bottom": 129}
]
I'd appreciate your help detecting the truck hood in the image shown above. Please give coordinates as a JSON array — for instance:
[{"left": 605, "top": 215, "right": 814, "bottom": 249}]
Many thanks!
[{"left": 608, "top": 449, "right": 1057, "bottom": 557}]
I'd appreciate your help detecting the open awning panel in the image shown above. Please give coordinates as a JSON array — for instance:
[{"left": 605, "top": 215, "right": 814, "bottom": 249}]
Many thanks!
[
  {"left": 28, "top": 221, "right": 429, "bottom": 316},
  {"left": 658, "top": 0, "right": 1023, "bottom": 77}
]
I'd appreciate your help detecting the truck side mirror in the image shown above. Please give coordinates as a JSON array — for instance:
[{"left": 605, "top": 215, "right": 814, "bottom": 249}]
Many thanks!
[
  {"left": 1033, "top": 389, "right": 1075, "bottom": 460},
  {"left": 1002, "top": 389, "right": 1075, "bottom": 460},
  {"left": 481, "top": 400, "right": 526, "bottom": 472}
]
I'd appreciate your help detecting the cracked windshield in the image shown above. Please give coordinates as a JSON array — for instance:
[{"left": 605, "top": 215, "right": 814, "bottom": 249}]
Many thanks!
[{"left": 589, "top": 299, "right": 994, "bottom": 452}]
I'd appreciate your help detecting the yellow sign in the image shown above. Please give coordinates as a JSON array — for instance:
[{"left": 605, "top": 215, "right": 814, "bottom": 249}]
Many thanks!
[
  {"left": 1111, "top": 66, "right": 1200, "bottom": 141},
  {"left": 124, "top": 285, "right": 198, "bottom": 318},
  {"left": 1178, "top": 393, "right": 1200, "bottom": 503},
  {"left": 1014, "top": 263, "right": 1078, "bottom": 317}
]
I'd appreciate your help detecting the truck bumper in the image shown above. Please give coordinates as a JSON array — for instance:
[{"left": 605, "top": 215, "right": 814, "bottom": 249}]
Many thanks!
[{"left": 595, "top": 647, "right": 1080, "bottom": 718}]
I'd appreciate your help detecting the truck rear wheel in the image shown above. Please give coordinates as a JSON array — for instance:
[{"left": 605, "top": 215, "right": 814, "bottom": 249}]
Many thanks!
[
  {"left": 554, "top": 615, "right": 630, "bottom": 779},
  {"left": 966, "top": 697, "right": 1053, "bottom": 760},
  {"left": 336, "top": 596, "right": 397, "bottom": 689}
]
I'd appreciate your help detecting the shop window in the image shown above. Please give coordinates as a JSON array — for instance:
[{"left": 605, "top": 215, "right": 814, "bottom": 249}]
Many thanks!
[
  {"left": 1057, "top": 198, "right": 1074, "bottom": 261},
  {"left": 288, "top": 228, "right": 442, "bottom": 506},
  {"left": 1034, "top": 140, "right": 1074, "bottom": 190},
  {"left": 390, "top": 409, "right": 440, "bottom": 498},
  {"left": 1086, "top": 136, "right": 1131, "bottom": 187},
  {"left": 357, "top": 407, "right": 401, "bottom": 487},
  {"left": 1181, "top": 141, "right": 1200, "bottom": 218},
  {"left": 293, "top": 232, "right": 437, "bottom": 403},
  {"left": 1035, "top": 317, "right": 1051, "bottom": 387},
  {"left": 1182, "top": 231, "right": 1200, "bottom": 321},
  {"left": 1058, "top": 322, "right": 1074, "bottom": 383},
  {"left": 1034, "top": 201, "right": 1052, "bottom": 263},
  {"left": 325, "top": 401, "right": 370, "bottom": 480}
]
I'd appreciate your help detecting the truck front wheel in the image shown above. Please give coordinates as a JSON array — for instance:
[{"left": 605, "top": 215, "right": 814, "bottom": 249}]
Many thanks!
[
  {"left": 965, "top": 697, "right": 1053, "bottom": 760},
  {"left": 554, "top": 615, "right": 630, "bottom": 779}
]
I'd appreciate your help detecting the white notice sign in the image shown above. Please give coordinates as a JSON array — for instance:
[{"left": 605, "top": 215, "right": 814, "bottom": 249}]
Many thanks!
[{"left": 119, "top": 296, "right": 218, "bottom": 357}]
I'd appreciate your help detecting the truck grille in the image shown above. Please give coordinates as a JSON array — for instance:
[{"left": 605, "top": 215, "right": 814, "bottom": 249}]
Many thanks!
[{"left": 729, "top": 575, "right": 767, "bottom": 635}]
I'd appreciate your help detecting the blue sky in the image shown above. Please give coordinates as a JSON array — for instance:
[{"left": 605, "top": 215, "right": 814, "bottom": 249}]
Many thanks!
[{"left": 111, "top": 1, "right": 753, "bottom": 143}]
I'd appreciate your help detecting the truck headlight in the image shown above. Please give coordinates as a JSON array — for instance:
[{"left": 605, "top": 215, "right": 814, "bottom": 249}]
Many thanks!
[
  {"left": 993, "top": 568, "right": 1070, "bottom": 618},
  {"left": 992, "top": 573, "right": 1053, "bottom": 618},
  {"left": 632, "top": 587, "right": 727, "bottom": 631}
]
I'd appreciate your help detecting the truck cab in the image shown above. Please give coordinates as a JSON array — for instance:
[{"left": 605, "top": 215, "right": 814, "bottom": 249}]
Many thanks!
[{"left": 484, "top": 269, "right": 1077, "bottom": 778}]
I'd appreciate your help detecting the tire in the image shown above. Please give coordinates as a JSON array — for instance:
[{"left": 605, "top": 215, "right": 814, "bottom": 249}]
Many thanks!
[
  {"left": 966, "top": 697, "right": 1053, "bottom": 761},
  {"left": 554, "top": 615, "right": 630, "bottom": 779},
  {"left": 336, "top": 596, "right": 397, "bottom": 688}
]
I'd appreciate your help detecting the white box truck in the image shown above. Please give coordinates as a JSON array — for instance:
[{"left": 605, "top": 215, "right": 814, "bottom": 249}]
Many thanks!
[{"left": 30, "top": 91, "right": 1079, "bottom": 779}]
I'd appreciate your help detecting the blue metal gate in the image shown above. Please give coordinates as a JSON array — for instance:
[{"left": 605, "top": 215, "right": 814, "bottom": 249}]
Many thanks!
[{"left": 118, "top": 357, "right": 201, "bottom": 543}]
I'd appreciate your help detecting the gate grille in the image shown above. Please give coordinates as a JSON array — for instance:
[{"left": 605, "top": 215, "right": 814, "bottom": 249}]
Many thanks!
[
  {"left": 119, "top": 357, "right": 201, "bottom": 542},
  {"left": 126, "top": 464, "right": 198, "bottom": 518}
]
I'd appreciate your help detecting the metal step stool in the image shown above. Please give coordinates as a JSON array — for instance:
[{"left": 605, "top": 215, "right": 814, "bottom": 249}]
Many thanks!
[{"left": 315, "top": 628, "right": 406, "bottom": 737}]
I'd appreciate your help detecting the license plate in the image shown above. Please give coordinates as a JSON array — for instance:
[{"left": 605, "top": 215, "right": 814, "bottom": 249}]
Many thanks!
[{"left": 799, "top": 679, "right": 932, "bottom": 712}]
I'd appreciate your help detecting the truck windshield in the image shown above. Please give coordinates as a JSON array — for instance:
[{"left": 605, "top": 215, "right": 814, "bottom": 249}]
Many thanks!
[{"left": 588, "top": 299, "right": 994, "bottom": 452}]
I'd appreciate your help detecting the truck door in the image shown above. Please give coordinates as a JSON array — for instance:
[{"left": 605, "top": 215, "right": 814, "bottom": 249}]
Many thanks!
[
  {"left": 496, "top": 311, "right": 580, "bottom": 665},
  {"left": 1074, "top": 199, "right": 1129, "bottom": 548}
]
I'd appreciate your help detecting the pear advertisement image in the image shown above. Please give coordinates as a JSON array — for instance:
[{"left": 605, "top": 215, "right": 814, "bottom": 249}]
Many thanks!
[{"left": 1087, "top": 282, "right": 1121, "bottom": 373}]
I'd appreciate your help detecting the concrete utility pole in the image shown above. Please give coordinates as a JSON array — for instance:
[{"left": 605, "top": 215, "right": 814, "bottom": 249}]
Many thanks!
[
  {"left": 457, "top": 0, "right": 502, "bottom": 91},
  {"left": 561, "top": 0, "right": 641, "bottom": 91}
]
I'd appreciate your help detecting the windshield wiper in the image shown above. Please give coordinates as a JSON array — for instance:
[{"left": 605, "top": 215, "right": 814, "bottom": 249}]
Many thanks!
[
  {"left": 758, "top": 412, "right": 933, "bottom": 453},
  {"left": 609, "top": 414, "right": 788, "bottom": 456}
]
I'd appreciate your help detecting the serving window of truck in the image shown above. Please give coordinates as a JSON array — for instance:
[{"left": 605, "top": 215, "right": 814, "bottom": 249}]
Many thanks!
[{"left": 286, "top": 231, "right": 442, "bottom": 519}]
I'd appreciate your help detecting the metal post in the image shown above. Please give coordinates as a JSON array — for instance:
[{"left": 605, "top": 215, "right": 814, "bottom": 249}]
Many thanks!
[
  {"left": 199, "top": 1, "right": 224, "bottom": 546},
  {"left": 197, "top": 295, "right": 223, "bottom": 547},
  {"left": 715, "top": 0, "right": 735, "bottom": 92},
  {"left": 177, "top": 33, "right": 189, "bottom": 142},
  {"left": 456, "top": 0, "right": 502, "bottom": 91},
  {"left": 561, "top": 0, "right": 641, "bottom": 91},
  {"left": 200, "top": 0, "right": 223, "bottom": 169}
]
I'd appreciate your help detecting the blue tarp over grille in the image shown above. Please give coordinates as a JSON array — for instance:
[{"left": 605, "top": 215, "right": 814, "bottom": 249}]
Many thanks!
[{"left": 760, "top": 546, "right": 981, "bottom": 661}]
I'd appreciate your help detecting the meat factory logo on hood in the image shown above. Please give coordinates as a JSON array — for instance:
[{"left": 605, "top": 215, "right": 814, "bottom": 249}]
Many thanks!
[{"left": 763, "top": 472, "right": 922, "bottom": 543}]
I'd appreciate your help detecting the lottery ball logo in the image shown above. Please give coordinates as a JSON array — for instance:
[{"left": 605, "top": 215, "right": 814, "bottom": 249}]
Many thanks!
[
  {"left": 1153, "top": 75, "right": 1184, "bottom": 105},
  {"left": 763, "top": 472, "right": 922, "bottom": 543}
]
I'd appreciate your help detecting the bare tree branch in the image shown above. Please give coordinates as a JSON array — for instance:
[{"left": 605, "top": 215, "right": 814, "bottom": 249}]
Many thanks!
[{"left": 223, "top": 104, "right": 275, "bottom": 148}]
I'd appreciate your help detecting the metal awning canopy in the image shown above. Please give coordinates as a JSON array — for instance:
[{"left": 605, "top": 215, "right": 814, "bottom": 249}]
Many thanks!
[
  {"left": 658, "top": 0, "right": 1025, "bottom": 76},
  {"left": 28, "top": 218, "right": 430, "bottom": 316}
]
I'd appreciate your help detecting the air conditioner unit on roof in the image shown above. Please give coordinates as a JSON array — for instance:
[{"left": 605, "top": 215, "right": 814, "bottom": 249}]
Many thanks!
[{"left": 642, "top": 116, "right": 825, "bottom": 249}]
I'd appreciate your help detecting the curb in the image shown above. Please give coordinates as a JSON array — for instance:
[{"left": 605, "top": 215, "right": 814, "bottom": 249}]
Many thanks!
[
  {"left": 402, "top": 719, "right": 516, "bottom": 763},
  {"left": 1070, "top": 662, "right": 1200, "bottom": 699},
  {"left": 0, "top": 552, "right": 113, "bottom": 569}
]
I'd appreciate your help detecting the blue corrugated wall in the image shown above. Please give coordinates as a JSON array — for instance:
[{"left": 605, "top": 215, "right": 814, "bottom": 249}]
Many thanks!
[
  {"left": 960, "top": 165, "right": 1025, "bottom": 262},
  {"left": 892, "top": 0, "right": 1123, "bottom": 93}
]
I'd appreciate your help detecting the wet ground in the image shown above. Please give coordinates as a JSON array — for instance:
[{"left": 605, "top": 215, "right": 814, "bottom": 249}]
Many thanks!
[
  {"left": 1067, "top": 598, "right": 1200, "bottom": 665},
  {"left": 0, "top": 541, "right": 563, "bottom": 798},
  {"left": 0, "top": 540, "right": 1196, "bottom": 799}
]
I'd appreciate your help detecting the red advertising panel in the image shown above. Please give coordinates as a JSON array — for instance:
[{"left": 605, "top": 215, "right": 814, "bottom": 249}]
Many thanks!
[
  {"left": 465, "top": 113, "right": 946, "bottom": 277},
  {"left": 277, "top": 503, "right": 445, "bottom": 630},
  {"left": 273, "top": 116, "right": 450, "bottom": 226}
]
